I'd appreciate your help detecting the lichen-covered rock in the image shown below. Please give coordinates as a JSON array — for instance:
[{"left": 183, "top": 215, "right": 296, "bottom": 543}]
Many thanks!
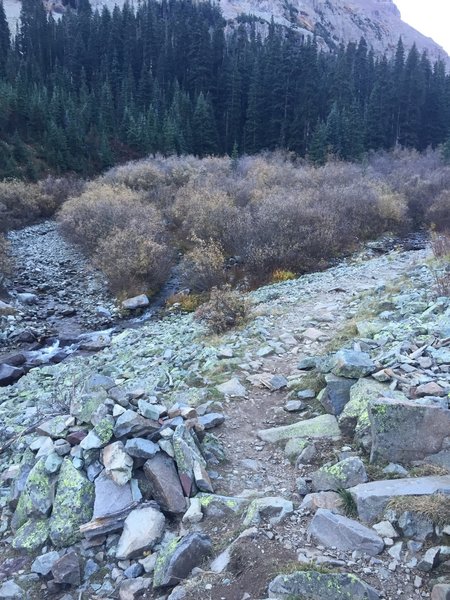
[
  {"left": 338, "top": 379, "right": 407, "bottom": 448},
  {"left": 11, "top": 518, "right": 49, "bottom": 552},
  {"left": 311, "top": 457, "right": 368, "bottom": 492},
  {"left": 369, "top": 399, "right": 450, "bottom": 468},
  {"left": 11, "top": 458, "right": 55, "bottom": 531},
  {"left": 243, "top": 497, "right": 293, "bottom": 526},
  {"left": 49, "top": 459, "right": 94, "bottom": 547},
  {"left": 70, "top": 391, "right": 107, "bottom": 424},
  {"left": 268, "top": 570, "right": 380, "bottom": 599},
  {"left": 257, "top": 414, "right": 341, "bottom": 444},
  {"left": 153, "top": 533, "right": 212, "bottom": 588},
  {"left": 197, "top": 493, "right": 249, "bottom": 518}
]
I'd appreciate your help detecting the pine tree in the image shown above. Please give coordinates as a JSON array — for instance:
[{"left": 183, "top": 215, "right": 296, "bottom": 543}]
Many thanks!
[{"left": 0, "top": 0, "right": 10, "bottom": 77}]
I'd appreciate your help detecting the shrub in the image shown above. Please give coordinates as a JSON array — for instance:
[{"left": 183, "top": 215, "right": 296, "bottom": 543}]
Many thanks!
[
  {"left": 426, "top": 190, "right": 450, "bottom": 232},
  {"left": 430, "top": 230, "right": 450, "bottom": 297},
  {"left": 195, "top": 286, "right": 248, "bottom": 333},
  {"left": 179, "top": 240, "right": 228, "bottom": 292},
  {"left": 0, "top": 180, "right": 51, "bottom": 231},
  {"left": 94, "top": 225, "right": 172, "bottom": 296},
  {"left": 166, "top": 292, "right": 205, "bottom": 312},
  {"left": 271, "top": 270, "right": 296, "bottom": 283},
  {"left": 0, "top": 233, "right": 12, "bottom": 288}
]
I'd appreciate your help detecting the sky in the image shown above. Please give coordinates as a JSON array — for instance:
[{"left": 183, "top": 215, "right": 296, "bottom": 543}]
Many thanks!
[{"left": 394, "top": 0, "right": 450, "bottom": 54}]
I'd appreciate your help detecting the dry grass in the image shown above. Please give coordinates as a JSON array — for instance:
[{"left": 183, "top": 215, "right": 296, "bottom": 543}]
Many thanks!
[
  {"left": 430, "top": 231, "right": 450, "bottom": 297},
  {"left": 388, "top": 494, "right": 450, "bottom": 527},
  {"left": 195, "top": 286, "right": 248, "bottom": 333},
  {"left": 409, "top": 464, "right": 449, "bottom": 478}
]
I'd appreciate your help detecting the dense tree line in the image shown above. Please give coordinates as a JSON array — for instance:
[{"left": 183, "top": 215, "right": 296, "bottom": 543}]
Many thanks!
[{"left": 0, "top": 0, "right": 449, "bottom": 178}]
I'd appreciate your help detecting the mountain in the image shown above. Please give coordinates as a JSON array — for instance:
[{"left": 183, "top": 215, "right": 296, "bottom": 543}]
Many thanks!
[
  {"left": 216, "top": 0, "right": 450, "bottom": 66},
  {"left": 3, "top": 0, "right": 450, "bottom": 68}
]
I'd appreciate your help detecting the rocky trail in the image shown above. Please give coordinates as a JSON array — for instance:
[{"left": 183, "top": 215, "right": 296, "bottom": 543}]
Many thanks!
[{"left": 0, "top": 231, "right": 449, "bottom": 600}]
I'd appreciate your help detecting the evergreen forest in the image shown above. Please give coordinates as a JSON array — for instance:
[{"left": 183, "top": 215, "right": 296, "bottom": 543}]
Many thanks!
[{"left": 0, "top": 0, "right": 450, "bottom": 179}]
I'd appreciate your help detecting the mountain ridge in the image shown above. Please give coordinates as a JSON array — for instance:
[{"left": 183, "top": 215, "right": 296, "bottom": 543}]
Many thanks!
[{"left": 3, "top": 0, "right": 450, "bottom": 68}]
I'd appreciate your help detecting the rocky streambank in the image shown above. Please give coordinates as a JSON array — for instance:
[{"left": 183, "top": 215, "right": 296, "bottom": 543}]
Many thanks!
[{"left": 0, "top": 242, "right": 449, "bottom": 600}]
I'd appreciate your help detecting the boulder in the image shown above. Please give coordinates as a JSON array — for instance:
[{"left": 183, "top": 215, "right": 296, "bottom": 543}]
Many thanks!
[
  {"left": 268, "top": 570, "right": 380, "bottom": 599},
  {"left": 243, "top": 497, "right": 294, "bottom": 526},
  {"left": 0, "top": 581, "right": 23, "bottom": 599},
  {"left": 79, "top": 333, "right": 111, "bottom": 351},
  {"left": 143, "top": 453, "right": 186, "bottom": 514},
  {"left": 317, "top": 374, "right": 356, "bottom": 416},
  {"left": 330, "top": 350, "right": 376, "bottom": 378},
  {"left": 116, "top": 506, "right": 165, "bottom": 559},
  {"left": 338, "top": 379, "right": 407, "bottom": 447},
  {"left": 119, "top": 577, "right": 152, "bottom": 600},
  {"left": 431, "top": 584, "right": 450, "bottom": 600},
  {"left": 49, "top": 459, "right": 94, "bottom": 547},
  {"left": 153, "top": 533, "right": 212, "bottom": 588},
  {"left": 121, "top": 294, "right": 150, "bottom": 310},
  {"left": 369, "top": 399, "right": 450, "bottom": 468},
  {"left": 197, "top": 493, "right": 249, "bottom": 518},
  {"left": 0, "top": 364, "right": 24, "bottom": 386},
  {"left": 309, "top": 509, "right": 384, "bottom": 556},
  {"left": 349, "top": 476, "right": 450, "bottom": 523},
  {"left": 257, "top": 414, "right": 341, "bottom": 444},
  {"left": 311, "top": 457, "right": 368, "bottom": 492}
]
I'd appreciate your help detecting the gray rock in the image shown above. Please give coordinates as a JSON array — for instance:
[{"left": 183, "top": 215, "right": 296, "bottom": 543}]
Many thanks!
[
  {"left": 118, "top": 577, "right": 152, "bottom": 600},
  {"left": 311, "top": 457, "right": 368, "bottom": 492},
  {"left": 79, "top": 333, "right": 111, "bottom": 351},
  {"left": 123, "top": 563, "right": 144, "bottom": 578},
  {"left": 398, "top": 511, "right": 434, "bottom": 541},
  {"left": 296, "top": 477, "right": 310, "bottom": 496},
  {"left": 196, "top": 493, "right": 248, "bottom": 518},
  {"left": 102, "top": 442, "right": 133, "bottom": 486},
  {"left": 284, "top": 400, "right": 304, "bottom": 413},
  {"left": 317, "top": 375, "right": 356, "bottom": 416},
  {"left": 116, "top": 506, "right": 165, "bottom": 559},
  {"left": 300, "top": 492, "right": 343, "bottom": 514},
  {"left": 417, "top": 547, "right": 441, "bottom": 572},
  {"left": 125, "top": 438, "right": 160, "bottom": 459},
  {"left": 121, "top": 294, "right": 149, "bottom": 310},
  {"left": 49, "top": 459, "right": 94, "bottom": 547},
  {"left": 372, "top": 521, "right": 397, "bottom": 538},
  {"left": 0, "top": 364, "right": 24, "bottom": 386},
  {"left": 431, "top": 584, "right": 450, "bottom": 600},
  {"left": 198, "top": 413, "right": 225, "bottom": 429},
  {"left": 243, "top": 497, "right": 294, "bottom": 526},
  {"left": 257, "top": 414, "right": 341, "bottom": 444},
  {"left": 369, "top": 399, "right": 450, "bottom": 467},
  {"left": 383, "top": 463, "right": 409, "bottom": 477},
  {"left": 31, "top": 551, "right": 60, "bottom": 576},
  {"left": 297, "top": 389, "right": 316, "bottom": 399},
  {"left": 138, "top": 400, "right": 167, "bottom": 420},
  {"left": 268, "top": 571, "right": 380, "bottom": 599},
  {"left": 308, "top": 509, "right": 384, "bottom": 556},
  {"left": 51, "top": 552, "right": 81, "bottom": 586},
  {"left": 153, "top": 533, "right": 212, "bottom": 588},
  {"left": 338, "top": 379, "right": 407, "bottom": 445},
  {"left": 143, "top": 453, "right": 187, "bottom": 514},
  {"left": 349, "top": 476, "right": 450, "bottom": 523},
  {"left": 93, "top": 471, "right": 133, "bottom": 519},
  {"left": 330, "top": 350, "right": 376, "bottom": 378},
  {"left": 216, "top": 378, "right": 247, "bottom": 397},
  {"left": 266, "top": 374, "right": 289, "bottom": 390},
  {"left": 297, "top": 357, "right": 316, "bottom": 370},
  {"left": 0, "top": 581, "right": 24, "bottom": 599},
  {"left": 182, "top": 498, "right": 203, "bottom": 525},
  {"left": 114, "top": 409, "right": 159, "bottom": 438}
]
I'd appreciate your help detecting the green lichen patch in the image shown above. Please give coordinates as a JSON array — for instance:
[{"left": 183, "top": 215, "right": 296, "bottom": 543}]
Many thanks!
[{"left": 12, "top": 518, "right": 49, "bottom": 552}]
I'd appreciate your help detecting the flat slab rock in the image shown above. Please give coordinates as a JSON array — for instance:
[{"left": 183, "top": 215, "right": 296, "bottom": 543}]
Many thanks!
[
  {"left": 349, "top": 476, "right": 450, "bottom": 523},
  {"left": 308, "top": 508, "right": 384, "bottom": 556},
  {"left": 257, "top": 414, "right": 341, "bottom": 444},
  {"left": 268, "top": 570, "right": 380, "bottom": 599}
]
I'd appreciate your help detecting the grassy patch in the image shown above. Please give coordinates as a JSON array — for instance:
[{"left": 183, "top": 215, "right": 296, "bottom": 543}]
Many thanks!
[
  {"left": 337, "top": 488, "right": 357, "bottom": 518},
  {"left": 387, "top": 494, "right": 450, "bottom": 527}
]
